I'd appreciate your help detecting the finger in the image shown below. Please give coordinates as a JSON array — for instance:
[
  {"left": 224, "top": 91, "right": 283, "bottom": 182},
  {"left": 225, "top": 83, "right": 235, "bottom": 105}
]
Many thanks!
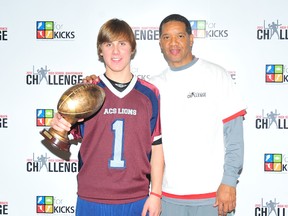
[
  {"left": 141, "top": 209, "right": 148, "bottom": 216},
  {"left": 60, "top": 122, "right": 71, "bottom": 131},
  {"left": 223, "top": 202, "right": 233, "bottom": 216},
  {"left": 218, "top": 203, "right": 224, "bottom": 216},
  {"left": 233, "top": 201, "right": 236, "bottom": 210},
  {"left": 57, "top": 119, "right": 71, "bottom": 131},
  {"left": 51, "top": 113, "right": 71, "bottom": 131},
  {"left": 91, "top": 76, "right": 100, "bottom": 84},
  {"left": 55, "top": 112, "right": 62, "bottom": 120},
  {"left": 56, "top": 113, "right": 71, "bottom": 126},
  {"left": 51, "top": 124, "right": 66, "bottom": 132},
  {"left": 85, "top": 76, "right": 90, "bottom": 83},
  {"left": 51, "top": 120, "right": 70, "bottom": 131},
  {"left": 83, "top": 76, "right": 92, "bottom": 83},
  {"left": 50, "top": 116, "right": 60, "bottom": 128},
  {"left": 59, "top": 116, "right": 71, "bottom": 126},
  {"left": 228, "top": 201, "right": 236, "bottom": 213}
]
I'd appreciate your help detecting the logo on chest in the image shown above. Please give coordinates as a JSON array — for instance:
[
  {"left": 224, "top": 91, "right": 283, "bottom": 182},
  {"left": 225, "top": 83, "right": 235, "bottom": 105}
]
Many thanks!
[
  {"left": 103, "top": 108, "right": 137, "bottom": 115},
  {"left": 187, "top": 92, "right": 207, "bottom": 98}
]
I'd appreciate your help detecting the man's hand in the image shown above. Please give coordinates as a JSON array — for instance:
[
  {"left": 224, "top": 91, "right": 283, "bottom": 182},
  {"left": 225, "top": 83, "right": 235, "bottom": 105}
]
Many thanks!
[
  {"left": 214, "top": 184, "right": 236, "bottom": 216},
  {"left": 83, "top": 74, "right": 99, "bottom": 84},
  {"left": 50, "top": 113, "right": 71, "bottom": 132},
  {"left": 50, "top": 113, "right": 84, "bottom": 132},
  {"left": 141, "top": 195, "right": 161, "bottom": 216}
]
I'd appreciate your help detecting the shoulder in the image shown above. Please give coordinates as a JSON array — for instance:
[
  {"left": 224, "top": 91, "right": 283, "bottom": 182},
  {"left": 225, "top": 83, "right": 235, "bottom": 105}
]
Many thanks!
[
  {"left": 135, "top": 78, "right": 160, "bottom": 97},
  {"left": 197, "top": 59, "right": 231, "bottom": 81},
  {"left": 197, "top": 58, "right": 226, "bottom": 72},
  {"left": 148, "top": 68, "right": 169, "bottom": 86},
  {"left": 136, "top": 77, "right": 160, "bottom": 95}
]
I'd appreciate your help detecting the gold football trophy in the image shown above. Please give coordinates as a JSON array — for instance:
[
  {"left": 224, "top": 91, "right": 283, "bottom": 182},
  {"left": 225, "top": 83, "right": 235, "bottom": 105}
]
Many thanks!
[{"left": 40, "top": 83, "right": 105, "bottom": 159}]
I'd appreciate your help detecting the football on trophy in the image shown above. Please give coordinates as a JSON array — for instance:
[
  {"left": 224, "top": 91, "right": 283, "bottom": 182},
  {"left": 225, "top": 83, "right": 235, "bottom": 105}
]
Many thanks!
[
  {"left": 57, "top": 83, "right": 106, "bottom": 121},
  {"left": 40, "top": 83, "right": 105, "bottom": 156}
]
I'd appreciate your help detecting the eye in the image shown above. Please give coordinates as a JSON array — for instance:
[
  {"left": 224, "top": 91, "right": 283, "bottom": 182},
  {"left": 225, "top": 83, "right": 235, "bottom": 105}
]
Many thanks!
[
  {"left": 178, "top": 34, "right": 185, "bottom": 39},
  {"left": 103, "top": 42, "right": 112, "bottom": 47},
  {"left": 162, "top": 35, "right": 170, "bottom": 40}
]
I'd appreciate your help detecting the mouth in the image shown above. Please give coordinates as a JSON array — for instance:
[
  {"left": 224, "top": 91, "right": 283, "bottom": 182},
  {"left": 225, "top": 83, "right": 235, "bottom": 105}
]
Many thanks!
[
  {"left": 111, "top": 57, "right": 121, "bottom": 62},
  {"left": 170, "top": 48, "right": 180, "bottom": 56}
]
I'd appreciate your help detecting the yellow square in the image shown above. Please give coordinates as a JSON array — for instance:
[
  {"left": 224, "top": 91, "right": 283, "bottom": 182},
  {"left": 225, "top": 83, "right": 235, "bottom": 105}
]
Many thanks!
[
  {"left": 273, "top": 163, "right": 282, "bottom": 171},
  {"left": 45, "top": 30, "right": 53, "bottom": 39},
  {"left": 45, "top": 205, "right": 53, "bottom": 213}
]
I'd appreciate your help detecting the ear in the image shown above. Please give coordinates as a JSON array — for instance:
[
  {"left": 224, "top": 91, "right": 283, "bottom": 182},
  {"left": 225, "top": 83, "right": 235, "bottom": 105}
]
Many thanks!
[
  {"left": 159, "top": 40, "right": 163, "bottom": 52},
  {"left": 189, "top": 34, "right": 194, "bottom": 47},
  {"left": 131, "top": 49, "right": 137, "bottom": 59}
]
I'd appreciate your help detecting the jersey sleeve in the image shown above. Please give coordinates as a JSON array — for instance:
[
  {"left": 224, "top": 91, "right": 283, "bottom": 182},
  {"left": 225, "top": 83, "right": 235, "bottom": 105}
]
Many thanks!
[
  {"left": 69, "top": 123, "right": 83, "bottom": 140},
  {"left": 138, "top": 78, "right": 162, "bottom": 145}
]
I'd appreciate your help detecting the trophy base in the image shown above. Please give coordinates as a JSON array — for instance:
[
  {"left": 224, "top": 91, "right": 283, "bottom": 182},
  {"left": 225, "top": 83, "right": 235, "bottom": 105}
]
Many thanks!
[
  {"left": 40, "top": 128, "right": 71, "bottom": 161},
  {"left": 40, "top": 128, "right": 71, "bottom": 152}
]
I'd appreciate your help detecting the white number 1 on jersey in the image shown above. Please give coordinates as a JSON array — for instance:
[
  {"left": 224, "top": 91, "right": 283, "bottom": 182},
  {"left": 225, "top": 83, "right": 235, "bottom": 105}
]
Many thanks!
[{"left": 109, "top": 119, "right": 126, "bottom": 168}]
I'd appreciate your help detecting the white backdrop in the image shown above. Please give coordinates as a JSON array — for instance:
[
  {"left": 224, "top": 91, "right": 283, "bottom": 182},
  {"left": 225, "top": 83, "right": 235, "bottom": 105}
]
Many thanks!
[{"left": 1, "top": 0, "right": 288, "bottom": 215}]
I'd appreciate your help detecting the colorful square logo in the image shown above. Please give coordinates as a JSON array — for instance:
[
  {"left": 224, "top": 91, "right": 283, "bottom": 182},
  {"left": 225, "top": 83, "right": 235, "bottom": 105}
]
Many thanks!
[
  {"left": 265, "top": 64, "right": 283, "bottom": 83},
  {"left": 36, "top": 196, "right": 53, "bottom": 213},
  {"left": 36, "top": 109, "right": 54, "bottom": 126},
  {"left": 264, "top": 154, "right": 282, "bottom": 172},
  {"left": 36, "top": 21, "right": 54, "bottom": 39},
  {"left": 190, "top": 20, "right": 206, "bottom": 38}
]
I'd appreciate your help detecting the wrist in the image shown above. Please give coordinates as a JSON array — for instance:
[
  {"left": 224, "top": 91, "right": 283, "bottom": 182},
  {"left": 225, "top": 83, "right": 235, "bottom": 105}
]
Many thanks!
[{"left": 150, "top": 191, "right": 162, "bottom": 199}]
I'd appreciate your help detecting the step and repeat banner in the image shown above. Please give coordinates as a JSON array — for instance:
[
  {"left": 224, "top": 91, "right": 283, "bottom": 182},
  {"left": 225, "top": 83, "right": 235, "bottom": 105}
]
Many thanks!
[{"left": 1, "top": 0, "right": 288, "bottom": 215}]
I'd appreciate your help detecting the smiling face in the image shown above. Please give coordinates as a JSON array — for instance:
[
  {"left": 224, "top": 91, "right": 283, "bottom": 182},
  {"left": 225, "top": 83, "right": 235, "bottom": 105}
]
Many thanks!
[
  {"left": 100, "top": 39, "right": 133, "bottom": 74},
  {"left": 159, "top": 21, "right": 194, "bottom": 68},
  {"left": 97, "top": 19, "right": 136, "bottom": 77}
]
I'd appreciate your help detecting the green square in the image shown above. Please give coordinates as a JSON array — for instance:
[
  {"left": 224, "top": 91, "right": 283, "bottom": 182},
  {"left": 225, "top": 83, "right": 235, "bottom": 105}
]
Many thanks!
[
  {"left": 45, "top": 109, "right": 54, "bottom": 118},
  {"left": 197, "top": 21, "right": 206, "bottom": 30},
  {"left": 45, "top": 196, "right": 53, "bottom": 205},
  {"left": 45, "top": 22, "right": 54, "bottom": 30},
  {"left": 273, "top": 154, "right": 282, "bottom": 163},
  {"left": 275, "top": 65, "right": 283, "bottom": 74}
]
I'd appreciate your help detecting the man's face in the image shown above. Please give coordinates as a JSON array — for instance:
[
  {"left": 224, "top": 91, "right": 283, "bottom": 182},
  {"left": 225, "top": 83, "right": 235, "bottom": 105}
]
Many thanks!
[{"left": 159, "top": 21, "right": 193, "bottom": 68}]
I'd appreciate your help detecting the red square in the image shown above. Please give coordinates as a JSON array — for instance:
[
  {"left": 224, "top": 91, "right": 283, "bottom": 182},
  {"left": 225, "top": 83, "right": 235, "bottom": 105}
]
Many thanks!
[
  {"left": 37, "top": 30, "right": 45, "bottom": 39},
  {"left": 37, "top": 118, "right": 45, "bottom": 126}
]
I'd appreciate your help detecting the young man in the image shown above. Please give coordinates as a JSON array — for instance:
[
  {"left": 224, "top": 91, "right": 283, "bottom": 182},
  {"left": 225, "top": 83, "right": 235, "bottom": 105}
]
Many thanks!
[
  {"left": 152, "top": 14, "right": 246, "bottom": 216},
  {"left": 50, "top": 18, "right": 164, "bottom": 216}
]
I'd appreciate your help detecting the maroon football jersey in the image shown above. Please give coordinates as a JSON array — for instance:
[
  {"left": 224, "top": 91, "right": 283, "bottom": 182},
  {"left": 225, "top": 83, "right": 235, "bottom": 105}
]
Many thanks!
[{"left": 76, "top": 74, "right": 161, "bottom": 204}]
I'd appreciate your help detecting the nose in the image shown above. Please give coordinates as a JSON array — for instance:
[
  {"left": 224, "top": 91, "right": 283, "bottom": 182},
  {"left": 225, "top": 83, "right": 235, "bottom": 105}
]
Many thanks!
[
  {"left": 170, "top": 36, "right": 178, "bottom": 45},
  {"left": 112, "top": 44, "right": 120, "bottom": 54}
]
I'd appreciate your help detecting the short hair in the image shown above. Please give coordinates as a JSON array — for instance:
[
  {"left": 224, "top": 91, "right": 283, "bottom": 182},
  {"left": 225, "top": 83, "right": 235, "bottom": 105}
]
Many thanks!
[
  {"left": 97, "top": 18, "right": 136, "bottom": 60},
  {"left": 159, "top": 14, "right": 192, "bottom": 36}
]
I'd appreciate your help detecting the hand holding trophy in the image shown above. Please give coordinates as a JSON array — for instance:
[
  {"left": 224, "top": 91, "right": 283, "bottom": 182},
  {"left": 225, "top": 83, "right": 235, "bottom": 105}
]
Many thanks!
[{"left": 40, "top": 83, "right": 105, "bottom": 160}]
